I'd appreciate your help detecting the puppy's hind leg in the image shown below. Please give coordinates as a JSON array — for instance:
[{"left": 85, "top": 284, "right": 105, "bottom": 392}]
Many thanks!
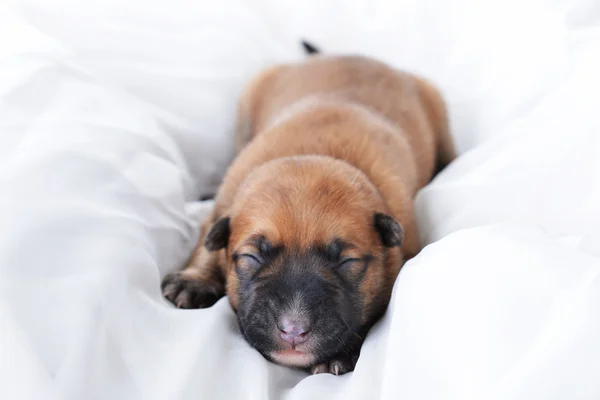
[
  {"left": 414, "top": 76, "right": 457, "bottom": 172},
  {"left": 435, "top": 118, "right": 457, "bottom": 172},
  {"left": 234, "top": 97, "right": 254, "bottom": 155},
  {"left": 234, "top": 65, "right": 283, "bottom": 154}
]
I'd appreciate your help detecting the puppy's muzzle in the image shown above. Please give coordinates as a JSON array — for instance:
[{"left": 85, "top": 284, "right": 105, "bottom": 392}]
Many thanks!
[{"left": 278, "top": 316, "right": 312, "bottom": 346}]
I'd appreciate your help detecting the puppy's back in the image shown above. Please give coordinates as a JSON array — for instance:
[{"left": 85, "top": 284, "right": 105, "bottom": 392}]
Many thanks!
[{"left": 237, "top": 55, "right": 453, "bottom": 186}]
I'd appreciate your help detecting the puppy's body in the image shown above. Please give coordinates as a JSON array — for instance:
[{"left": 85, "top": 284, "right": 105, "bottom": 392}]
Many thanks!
[
  {"left": 162, "top": 49, "right": 455, "bottom": 375},
  {"left": 234, "top": 55, "right": 454, "bottom": 255}
]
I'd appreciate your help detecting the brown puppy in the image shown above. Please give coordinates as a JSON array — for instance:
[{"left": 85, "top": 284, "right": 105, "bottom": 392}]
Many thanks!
[{"left": 162, "top": 42, "right": 456, "bottom": 375}]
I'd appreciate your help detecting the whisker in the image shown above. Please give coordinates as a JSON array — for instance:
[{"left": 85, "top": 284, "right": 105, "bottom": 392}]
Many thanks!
[
  {"left": 341, "top": 316, "right": 363, "bottom": 340},
  {"left": 335, "top": 337, "right": 350, "bottom": 356}
]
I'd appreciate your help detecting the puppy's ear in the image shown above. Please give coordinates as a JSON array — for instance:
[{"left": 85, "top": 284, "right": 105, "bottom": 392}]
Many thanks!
[
  {"left": 373, "top": 213, "right": 403, "bottom": 248},
  {"left": 204, "top": 217, "right": 231, "bottom": 251}
]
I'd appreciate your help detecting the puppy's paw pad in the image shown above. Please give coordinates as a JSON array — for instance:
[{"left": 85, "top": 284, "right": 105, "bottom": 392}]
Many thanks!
[{"left": 161, "top": 272, "right": 221, "bottom": 309}]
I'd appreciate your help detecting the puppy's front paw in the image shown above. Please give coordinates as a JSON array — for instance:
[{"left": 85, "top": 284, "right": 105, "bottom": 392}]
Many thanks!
[
  {"left": 311, "top": 355, "right": 357, "bottom": 376},
  {"left": 161, "top": 272, "right": 222, "bottom": 309}
]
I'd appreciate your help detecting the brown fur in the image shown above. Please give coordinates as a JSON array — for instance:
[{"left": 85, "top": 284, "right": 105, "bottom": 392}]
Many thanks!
[{"left": 162, "top": 53, "right": 456, "bottom": 371}]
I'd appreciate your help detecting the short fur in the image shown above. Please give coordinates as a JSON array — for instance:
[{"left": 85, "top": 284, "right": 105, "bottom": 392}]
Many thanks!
[{"left": 162, "top": 42, "right": 456, "bottom": 375}]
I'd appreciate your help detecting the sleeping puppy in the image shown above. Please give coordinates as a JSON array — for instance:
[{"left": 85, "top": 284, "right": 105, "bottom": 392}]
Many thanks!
[{"left": 162, "top": 41, "right": 456, "bottom": 375}]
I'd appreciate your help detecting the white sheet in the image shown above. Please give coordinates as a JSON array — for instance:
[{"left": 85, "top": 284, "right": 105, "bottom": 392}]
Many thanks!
[{"left": 1, "top": 0, "right": 599, "bottom": 399}]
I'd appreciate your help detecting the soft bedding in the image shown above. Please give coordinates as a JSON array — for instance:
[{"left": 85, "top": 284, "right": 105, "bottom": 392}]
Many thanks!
[{"left": 1, "top": 0, "right": 599, "bottom": 399}]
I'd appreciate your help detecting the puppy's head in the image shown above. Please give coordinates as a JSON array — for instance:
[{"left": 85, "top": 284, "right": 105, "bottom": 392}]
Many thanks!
[{"left": 205, "top": 156, "right": 403, "bottom": 368}]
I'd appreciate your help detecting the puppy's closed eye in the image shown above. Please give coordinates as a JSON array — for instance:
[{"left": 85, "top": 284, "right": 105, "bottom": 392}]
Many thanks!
[
  {"left": 324, "top": 239, "right": 354, "bottom": 262},
  {"left": 337, "top": 258, "right": 362, "bottom": 268},
  {"left": 233, "top": 253, "right": 266, "bottom": 282},
  {"left": 234, "top": 237, "right": 279, "bottom": 275},
  {"left": 238, "top": 254, "right": 263, "bottom": 269}
]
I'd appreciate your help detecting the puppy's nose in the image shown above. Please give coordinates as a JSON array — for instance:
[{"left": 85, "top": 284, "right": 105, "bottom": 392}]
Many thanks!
[{"left": 278, "top": 318, "right": 311, "bottom": 345}]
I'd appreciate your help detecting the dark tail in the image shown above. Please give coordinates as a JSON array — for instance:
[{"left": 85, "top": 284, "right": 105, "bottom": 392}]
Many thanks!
[{"left": 301, "top": 40, "right": 320, "bottom": 55}]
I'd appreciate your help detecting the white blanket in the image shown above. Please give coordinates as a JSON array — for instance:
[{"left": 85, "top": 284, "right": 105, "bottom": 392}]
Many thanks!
[{"left": 1, "top": 0, "right": 599, "bottom": 399}]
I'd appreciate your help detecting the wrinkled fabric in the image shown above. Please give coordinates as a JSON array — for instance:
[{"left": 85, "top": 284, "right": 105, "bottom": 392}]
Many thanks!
[{"left": 1, "top": 0, "right": 599, "bottom": 399}]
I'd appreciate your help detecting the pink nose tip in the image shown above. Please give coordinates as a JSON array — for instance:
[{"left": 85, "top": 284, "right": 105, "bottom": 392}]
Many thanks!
[{"left": 279, "top": 319, "right": 311, "bottom": 345}]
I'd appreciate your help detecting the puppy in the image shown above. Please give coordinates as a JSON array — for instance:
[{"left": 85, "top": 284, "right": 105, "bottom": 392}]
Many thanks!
[{"left": 162, "top": 41, "right": 456, "bottom": 375}]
